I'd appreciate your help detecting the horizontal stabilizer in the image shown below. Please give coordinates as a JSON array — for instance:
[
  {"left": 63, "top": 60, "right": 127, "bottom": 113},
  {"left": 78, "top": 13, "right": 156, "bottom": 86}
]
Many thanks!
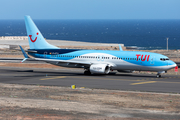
[
  {"left": 19, "top": 45, "right": 29, "bottom": 63},
  {"left": 19, "top": 45, "right": 29, "bottom": 58},
  {"left": 26, "top": 50, "right": 37, "bottom": 53},
  {"left": 20, "top": 58, "right": 28, "bottom": 63}
]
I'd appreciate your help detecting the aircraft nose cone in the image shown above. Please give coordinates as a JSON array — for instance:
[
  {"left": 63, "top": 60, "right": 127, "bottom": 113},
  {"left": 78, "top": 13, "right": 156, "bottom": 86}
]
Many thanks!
[{"left": 169, "top": 60, "right": 177, "bottom": 68}]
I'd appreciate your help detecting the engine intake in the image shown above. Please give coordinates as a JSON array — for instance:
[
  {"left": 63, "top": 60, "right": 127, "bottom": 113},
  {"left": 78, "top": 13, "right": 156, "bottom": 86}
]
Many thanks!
[{"left": 90, "top": 64, "right": 110, "bottom": 74}]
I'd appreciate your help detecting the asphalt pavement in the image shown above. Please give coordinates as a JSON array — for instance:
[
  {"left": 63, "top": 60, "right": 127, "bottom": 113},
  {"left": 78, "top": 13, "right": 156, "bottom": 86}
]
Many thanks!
[{"left": 0, "top": 67, "right": 180, "bottom": 93}]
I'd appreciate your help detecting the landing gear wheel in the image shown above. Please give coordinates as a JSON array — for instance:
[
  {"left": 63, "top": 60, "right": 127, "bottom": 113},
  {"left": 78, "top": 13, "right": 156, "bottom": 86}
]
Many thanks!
[
  {"left": 108, "top": 72, "right": 116, "bottom": 75},
  {"left": 156, "top": 74, "right": 161, "bottom": 78},
  {"left": 84, "top": 70, "right": 91, "bottom": 75}
]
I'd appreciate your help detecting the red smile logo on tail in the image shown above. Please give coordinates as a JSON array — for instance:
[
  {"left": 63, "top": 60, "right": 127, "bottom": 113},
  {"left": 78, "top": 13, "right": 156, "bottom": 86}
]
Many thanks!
[{"left": 29, "top": 32, "right": 39, "bottom": 42}]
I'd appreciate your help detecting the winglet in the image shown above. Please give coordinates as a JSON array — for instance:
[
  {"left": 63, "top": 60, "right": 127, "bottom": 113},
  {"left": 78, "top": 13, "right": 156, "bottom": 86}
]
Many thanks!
[
  {"left": 19, "top": 45, "right": 29, "bottom": 63},
  {"left": 119, "top": 44, "right": 123, "bottom": 51}
]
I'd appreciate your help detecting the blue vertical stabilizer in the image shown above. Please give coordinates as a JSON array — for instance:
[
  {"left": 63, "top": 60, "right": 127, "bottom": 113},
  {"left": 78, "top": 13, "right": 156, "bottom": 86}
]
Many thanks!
[{"left": 24, "top": 16, "right": 58, "bottom": 49}]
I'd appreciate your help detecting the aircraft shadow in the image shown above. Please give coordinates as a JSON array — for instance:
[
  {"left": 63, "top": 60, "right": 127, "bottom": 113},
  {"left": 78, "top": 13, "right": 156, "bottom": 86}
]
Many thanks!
[{"left": 0, "top": 69, "right": 164, "bottom": 78}]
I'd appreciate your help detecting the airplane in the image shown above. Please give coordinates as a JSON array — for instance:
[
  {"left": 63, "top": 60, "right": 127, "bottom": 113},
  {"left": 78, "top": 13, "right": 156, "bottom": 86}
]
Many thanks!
[{"left": 20, "top": 16, "right": 177, "bottom": 78}]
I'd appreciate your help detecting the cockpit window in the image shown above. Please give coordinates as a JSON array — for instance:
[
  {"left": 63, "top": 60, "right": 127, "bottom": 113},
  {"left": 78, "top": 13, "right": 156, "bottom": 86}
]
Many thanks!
[{"left": 160, "top": 58, "right": 169, "bottom": 61}]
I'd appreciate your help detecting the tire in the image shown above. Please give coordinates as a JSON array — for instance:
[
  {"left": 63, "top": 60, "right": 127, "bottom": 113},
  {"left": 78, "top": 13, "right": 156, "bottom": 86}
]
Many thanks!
[
  {"left": 156, "top": 74, "right": 161, "bottom": 78},
  {"left": 84, "top": 71, "right": 91, "bottom": 75}
]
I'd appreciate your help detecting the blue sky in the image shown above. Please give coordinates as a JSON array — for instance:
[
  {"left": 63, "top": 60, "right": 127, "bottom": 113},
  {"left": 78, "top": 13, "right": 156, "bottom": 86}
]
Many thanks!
[{"left": 0, "top": 0, "right": 179, "bottom": 19}]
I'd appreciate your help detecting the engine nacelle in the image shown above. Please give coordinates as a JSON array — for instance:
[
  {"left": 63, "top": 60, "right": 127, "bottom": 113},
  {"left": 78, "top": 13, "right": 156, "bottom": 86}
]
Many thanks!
[
  {"left": 117, "top": 70, "right": 135, "bottom": 73},
  {"left": 90, "top": 64, "right": 110, "bottom": 74}
]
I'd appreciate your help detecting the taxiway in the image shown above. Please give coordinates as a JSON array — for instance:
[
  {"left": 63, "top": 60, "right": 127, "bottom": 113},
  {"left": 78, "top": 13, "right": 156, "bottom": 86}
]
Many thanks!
[{"left": 0, "top": 67, "right": 180, "bottom": 93}]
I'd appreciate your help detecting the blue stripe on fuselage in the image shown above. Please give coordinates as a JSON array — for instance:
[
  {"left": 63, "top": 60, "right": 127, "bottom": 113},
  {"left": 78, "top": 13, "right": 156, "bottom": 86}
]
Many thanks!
[
  {"left": 28, "top": 49, "right": 79, "bottom": 54},
  {"left": 28, "top": 49, "right": 170, "bottom": 66}
]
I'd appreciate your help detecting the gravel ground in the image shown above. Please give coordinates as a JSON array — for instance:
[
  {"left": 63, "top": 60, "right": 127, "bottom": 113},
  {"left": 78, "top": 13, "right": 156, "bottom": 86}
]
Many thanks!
[{"left": 0, "top": 83, "right": 180, "bottom": 119}]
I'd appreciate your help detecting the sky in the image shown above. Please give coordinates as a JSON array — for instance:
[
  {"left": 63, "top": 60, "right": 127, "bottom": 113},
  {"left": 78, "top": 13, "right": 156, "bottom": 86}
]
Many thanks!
[{"left": 0, "top": 0, "right": 180, "bottom": 20}]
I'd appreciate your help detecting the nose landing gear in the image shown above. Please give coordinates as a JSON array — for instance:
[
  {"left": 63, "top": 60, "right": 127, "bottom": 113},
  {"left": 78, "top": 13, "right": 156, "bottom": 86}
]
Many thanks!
[{"left": 156, "top": 71, "right": 165, "bottom": 78}]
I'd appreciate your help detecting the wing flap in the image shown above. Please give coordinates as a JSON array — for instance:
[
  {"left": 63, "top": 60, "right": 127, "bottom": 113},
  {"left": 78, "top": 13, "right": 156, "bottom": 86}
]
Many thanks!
[{"left": 34, "top": 58, "right": 91, "bottom": 66}]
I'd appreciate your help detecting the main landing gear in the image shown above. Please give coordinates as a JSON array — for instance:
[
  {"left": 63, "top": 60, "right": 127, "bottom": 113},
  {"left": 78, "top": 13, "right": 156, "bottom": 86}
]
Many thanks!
[
  {"left": 156, "top": 74, "right": 161, "bottom": 78},
  {"left": 84, "top": 69, "right": 91, "bottom": 75}
]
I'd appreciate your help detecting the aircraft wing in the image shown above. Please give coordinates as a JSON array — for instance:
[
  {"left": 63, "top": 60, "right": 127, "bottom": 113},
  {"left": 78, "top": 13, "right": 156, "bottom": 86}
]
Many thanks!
[
  {"left": 34, "top": 58, "right": 91, "bottom": 66},
  {"left": 33, "top": 57, "right": 115, "bottom": 69}
]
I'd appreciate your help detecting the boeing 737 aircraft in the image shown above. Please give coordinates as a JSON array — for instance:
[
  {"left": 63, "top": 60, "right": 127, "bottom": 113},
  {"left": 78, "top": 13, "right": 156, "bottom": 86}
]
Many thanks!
[{"left": 20, "top": 16, "right": 177, "bottom": 78}]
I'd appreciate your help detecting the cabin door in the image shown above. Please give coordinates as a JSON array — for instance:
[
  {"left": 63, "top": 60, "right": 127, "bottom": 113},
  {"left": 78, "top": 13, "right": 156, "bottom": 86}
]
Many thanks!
[
  {"left": 150, "top": 56, "right": 155, "bottom": 65},
  {"left": 44, "top": 52, "right": 47, "bottom": 58}
]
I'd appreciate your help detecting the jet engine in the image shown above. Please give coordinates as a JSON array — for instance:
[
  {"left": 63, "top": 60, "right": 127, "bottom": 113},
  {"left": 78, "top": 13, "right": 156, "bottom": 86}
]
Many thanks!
[{"left": 90, "top": 64, "right": 110, "bottom": 74}]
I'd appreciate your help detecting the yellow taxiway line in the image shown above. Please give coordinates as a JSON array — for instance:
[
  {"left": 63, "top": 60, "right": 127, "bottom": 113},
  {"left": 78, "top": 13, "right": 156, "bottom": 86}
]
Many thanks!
[
  {"left": 40, "top": 76, "right": 66, "bottom": 80},
  {"left": 131, "top": 81, "right": 157, "bottom": 85}
]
